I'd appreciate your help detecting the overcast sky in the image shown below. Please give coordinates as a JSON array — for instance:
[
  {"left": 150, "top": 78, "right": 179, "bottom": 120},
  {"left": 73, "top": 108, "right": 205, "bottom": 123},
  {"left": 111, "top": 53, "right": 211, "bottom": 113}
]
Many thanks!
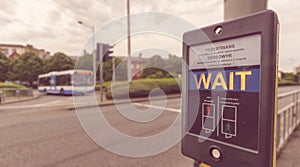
[{"left": 0, "top": 0, "right": 299, "bottom": 72}]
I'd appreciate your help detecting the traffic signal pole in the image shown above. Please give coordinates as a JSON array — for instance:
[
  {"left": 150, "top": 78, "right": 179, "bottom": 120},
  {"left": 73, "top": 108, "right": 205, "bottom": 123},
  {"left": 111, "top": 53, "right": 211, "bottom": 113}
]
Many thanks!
[
  {"left": 97, "top": 43, "right": 114, "bottom": 103},
  {"left": 99, "top": 44, "right": 104, "bottom": 102},
  {"left": 224, "top": 0, "right": 267, "bottom": 21}
]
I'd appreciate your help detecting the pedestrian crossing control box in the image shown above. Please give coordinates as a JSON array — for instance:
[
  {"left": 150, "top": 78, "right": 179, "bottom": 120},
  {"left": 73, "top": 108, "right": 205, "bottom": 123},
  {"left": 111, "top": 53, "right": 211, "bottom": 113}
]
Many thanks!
[{"left": 182, "top": 10, "right": 279, "bottom": 167}]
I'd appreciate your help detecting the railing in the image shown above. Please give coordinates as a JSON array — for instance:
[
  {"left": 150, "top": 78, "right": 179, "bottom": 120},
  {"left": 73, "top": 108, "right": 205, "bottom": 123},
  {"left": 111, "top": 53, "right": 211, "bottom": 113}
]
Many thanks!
[
  {"left": 277, "top": 90, "right": 300, "bottom": 153},
  {"left": 0, "top": 88, "right": 34, "bottom": 104}
]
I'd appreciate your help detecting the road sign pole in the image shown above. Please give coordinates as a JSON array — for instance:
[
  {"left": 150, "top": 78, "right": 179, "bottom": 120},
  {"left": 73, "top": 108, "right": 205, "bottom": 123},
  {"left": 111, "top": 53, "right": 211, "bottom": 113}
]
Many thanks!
[
  {"left": 98, "top": 44, "right": 104, "bottom": 103},
  {"left": 112, "top": 57, "right": 116, "bottom": 82},
  {"left": 224, "top": 0, "right": 268, "bottom": 20}
]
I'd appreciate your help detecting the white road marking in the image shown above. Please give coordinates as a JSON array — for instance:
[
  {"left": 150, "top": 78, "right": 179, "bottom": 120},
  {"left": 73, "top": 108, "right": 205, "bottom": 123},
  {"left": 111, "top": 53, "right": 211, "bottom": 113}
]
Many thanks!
[
  {"left": 133, "top": 102, "right": 181, "bottom": 113},
  {"left": 31, "top": 100, "right": 63, "bottom": 107},
  {"left": 0, "top": 100, "right": 95, "bottom": 110}
]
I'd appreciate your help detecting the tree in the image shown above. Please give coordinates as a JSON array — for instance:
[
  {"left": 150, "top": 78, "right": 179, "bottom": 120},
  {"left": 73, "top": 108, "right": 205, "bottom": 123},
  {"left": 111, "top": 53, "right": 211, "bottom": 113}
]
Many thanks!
[
  {"left": 103, "top": 57, "right": 127, "bottom": 81},
  {"left": 75, "top": 52, "right": 93, "bottom": 71},
  {"left": 282, "top": 72, "right": 298, "bottom": 82},
  {"left": 0, "top": 51, "right": 9, "bottom": 82},
  {"left": 10, "top": 52, "right": 44, "bottom": 86},
  {"left": 165, "top": 54, "right": 182, "bottom": 76},
  {"left": 44, "top": 52, "right": 74, "bottom": 73},
  {"left": 143, "top": 55, "right": 166, "bottom": 78}
]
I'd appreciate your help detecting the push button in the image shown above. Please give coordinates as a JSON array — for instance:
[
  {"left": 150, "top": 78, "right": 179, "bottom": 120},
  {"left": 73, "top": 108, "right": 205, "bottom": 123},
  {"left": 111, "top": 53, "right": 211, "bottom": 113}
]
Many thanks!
[
  {"left": 209, "top": 146, "right": 222, "bottom": 161},
  {"left": 211, "top": 148, "right": 221, "bottom": 159}
]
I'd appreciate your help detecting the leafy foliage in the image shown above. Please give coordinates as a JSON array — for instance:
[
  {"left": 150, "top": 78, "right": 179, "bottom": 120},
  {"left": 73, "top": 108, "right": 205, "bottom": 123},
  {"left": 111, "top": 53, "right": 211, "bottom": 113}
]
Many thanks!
[
  {"left": 281, "top": 72, "right": 299, "bottom": 83},
  {"left": 10, "top": 52, "right": 44, "bottom": 86},
  {"left": 0, "top": 83, "right": 26, "bottom": 89},
  {"left": 105, "top": 78, "right": 181, "bottom": 99},
  {"left": 103, "top": 57, "right": 127, "bottom": 81},
  {"left": 0, "top": 51, "right": 9, "bottom": 82},
  {"left": 44, "top": 52, "right": 74, "bottom": 73},
  {"left": 75, "top": 52, "right": 93, "bottom": 71},
  {"left": 143, "top": 55, "right": 167, "bottom": 78},
  {"left": 143, "top": 54, "right": 182, "bottom": 78},
  {"left": 165, "top": 54, "right": 182, "bottom": 75}
]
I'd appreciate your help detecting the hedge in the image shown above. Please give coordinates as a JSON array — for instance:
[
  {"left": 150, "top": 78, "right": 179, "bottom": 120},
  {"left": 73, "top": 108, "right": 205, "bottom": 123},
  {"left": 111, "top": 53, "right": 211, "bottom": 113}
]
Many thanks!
[
  {"left": 278, "top": 80, "right": 300, "bottom": 86},
  {"left": 105, "top": 78, "right": 181, "bottom": 99},
  {"left": 95, "top": 82, "right": 111, "bottom": 91},
  {"left": 0, "top": 83, "right": 26, "bottom": 89}
]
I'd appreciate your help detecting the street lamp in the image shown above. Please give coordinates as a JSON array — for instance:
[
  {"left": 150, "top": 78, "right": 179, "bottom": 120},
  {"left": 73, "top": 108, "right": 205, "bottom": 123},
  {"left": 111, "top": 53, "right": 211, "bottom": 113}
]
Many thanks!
[
  {"left": 78, "top": 21, "right": 96, "bottom": 88},
  {"left": 127, "top": 0, "right": 132, "bottom": 82}
]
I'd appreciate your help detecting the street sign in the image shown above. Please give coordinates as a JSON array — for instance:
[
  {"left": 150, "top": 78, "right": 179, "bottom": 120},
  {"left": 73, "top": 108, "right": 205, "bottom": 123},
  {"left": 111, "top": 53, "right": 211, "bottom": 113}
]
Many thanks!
[{"left": 182, "top": 10, "right": 279, "bottom": 167}]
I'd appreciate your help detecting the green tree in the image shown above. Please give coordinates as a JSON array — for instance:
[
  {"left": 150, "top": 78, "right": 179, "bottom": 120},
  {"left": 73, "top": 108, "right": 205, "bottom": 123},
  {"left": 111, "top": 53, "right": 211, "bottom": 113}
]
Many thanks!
[
  {"left": 44, "top": 52, "right": 74, "bottom": 72},
  {"left": 0, "top": 51, "right": 9, "bottom": 82},
  {"left": 75, "top": 52, "right": 93, "bottom": 71},
  {"left": 143, "top": 55, "right": 166, "bottom": 78},
  {"left": 297, "top": 73, "right": 300, "bottom": 83},
  {"left": 103, "top": 57, "right": 127, "bottom": 81},
  {"left": 282, "top": 72, "right": 298, "bottom": 83},
  {"left": 7, "top": 60, "right": 18, "bottom": 81},
  {"left": 10, "top": 52, "right": 44, "bottom": 86},
  {"left": 165, "top": 54, "right": 181, "bottom": 76}
]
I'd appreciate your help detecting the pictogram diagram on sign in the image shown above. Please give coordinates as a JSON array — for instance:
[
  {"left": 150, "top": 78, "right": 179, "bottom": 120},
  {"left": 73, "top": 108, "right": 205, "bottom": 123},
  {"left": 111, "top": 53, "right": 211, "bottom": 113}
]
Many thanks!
[
  {"left": 202, "top": 103, "right": 215, "bottom": 133},
  {"left": 201, "top": 96, "right": 239, "bottom": 139},
  {"left": 221, "top": 105, "right": 237, "bottom": 139}
]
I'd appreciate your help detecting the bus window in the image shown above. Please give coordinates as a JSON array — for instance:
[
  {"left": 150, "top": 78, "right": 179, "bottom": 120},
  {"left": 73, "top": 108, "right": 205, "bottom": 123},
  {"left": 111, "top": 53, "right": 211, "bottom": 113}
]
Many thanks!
[
  {"left": 73, "top": 74, "right": 93, "bottom": 86},
  {"left": 39, "top": 77, "right": 50, "bottom": 86},
  {"left": 56, "top": 75, "right": 72, "bottom": 86}
]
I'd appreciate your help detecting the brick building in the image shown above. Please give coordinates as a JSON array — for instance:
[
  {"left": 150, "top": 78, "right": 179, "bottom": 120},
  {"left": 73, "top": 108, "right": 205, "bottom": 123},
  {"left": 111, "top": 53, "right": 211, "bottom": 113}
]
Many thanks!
[
  {"left": 131, "top": 54, "right": 148, "bottom": 79},
  {"left": 296, "top": 66, "right": 300, "bottom": 74},
  {"left": 0, "top": 44, "right": 50, "bottom": 60},
  {"left": 113, "top": 54, "right": 148, "bottom": 80}
]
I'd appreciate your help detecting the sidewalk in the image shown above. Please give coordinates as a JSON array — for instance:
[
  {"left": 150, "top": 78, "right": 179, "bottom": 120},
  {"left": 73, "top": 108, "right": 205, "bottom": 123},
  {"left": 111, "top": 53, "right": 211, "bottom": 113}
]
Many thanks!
[
  {"left": 68, "top": 93, "right": 181, "bottom": 110},
  {"left": 0, "top": 90, "right": 41, "bottom": 105},
  {"left": 277, "top": 126, "right": 300, "bottom": 167}
]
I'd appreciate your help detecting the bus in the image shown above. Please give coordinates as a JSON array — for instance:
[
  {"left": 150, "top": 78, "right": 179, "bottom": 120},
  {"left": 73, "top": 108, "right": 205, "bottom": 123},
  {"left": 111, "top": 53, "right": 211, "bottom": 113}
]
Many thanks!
[{"left": 38, "top": 70, "right": 94, "bottom": 95}]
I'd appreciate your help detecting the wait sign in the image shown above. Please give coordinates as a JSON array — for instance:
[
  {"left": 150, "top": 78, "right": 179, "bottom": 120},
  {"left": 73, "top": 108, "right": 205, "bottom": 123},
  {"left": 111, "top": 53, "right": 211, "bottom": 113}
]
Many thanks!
[{"left": 182, "top": 10, "right": 279, "bottom": 167}]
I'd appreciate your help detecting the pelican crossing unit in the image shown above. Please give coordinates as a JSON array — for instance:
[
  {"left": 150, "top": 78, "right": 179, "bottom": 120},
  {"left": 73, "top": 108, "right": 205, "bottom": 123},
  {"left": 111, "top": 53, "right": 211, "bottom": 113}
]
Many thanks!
[{"left": 182, "top": 10, "right": 279, "bottom": 167}]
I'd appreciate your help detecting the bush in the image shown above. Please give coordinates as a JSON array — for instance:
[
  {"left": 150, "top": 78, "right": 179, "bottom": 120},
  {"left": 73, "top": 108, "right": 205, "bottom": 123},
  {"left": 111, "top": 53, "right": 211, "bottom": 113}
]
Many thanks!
[
  {"left": 278, "top": 79, "right": 300, "bottom": 86},
  {"left": 0, "top": 83, "right": 28, "bottom": 97},
  {"left": 95, "top": 82, "right": 111, "bottom": 91},
  {"left": 0, "top": 83, "right": 26, "bottom": 89},
  {"left": 147, "top": 71, "right": 164, "bottom": 79},
  {"left": 105, "top": 78, "right": 181, "bottom": 99}
]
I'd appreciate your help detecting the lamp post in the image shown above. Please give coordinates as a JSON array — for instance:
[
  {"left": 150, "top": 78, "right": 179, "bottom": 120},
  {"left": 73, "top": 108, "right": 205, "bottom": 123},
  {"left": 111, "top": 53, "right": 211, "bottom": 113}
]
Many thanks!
[
  {"left": 127, "top": 0, "right": 132, "bottom": 82},
  {"left": 78, "top": 21, "right": 96, "bottom": 88}
]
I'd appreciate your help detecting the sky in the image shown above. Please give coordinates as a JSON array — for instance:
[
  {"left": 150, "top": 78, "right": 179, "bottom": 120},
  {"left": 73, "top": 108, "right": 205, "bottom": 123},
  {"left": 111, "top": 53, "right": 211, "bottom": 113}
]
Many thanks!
[{"left": 0, "top": 0, "right": 299, "bottom": 72}]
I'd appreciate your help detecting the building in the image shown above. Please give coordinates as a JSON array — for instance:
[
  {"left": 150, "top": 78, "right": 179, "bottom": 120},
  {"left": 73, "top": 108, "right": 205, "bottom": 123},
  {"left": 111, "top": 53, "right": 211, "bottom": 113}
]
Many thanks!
[
  {"left": 8, "top": 52, "right": 20, "bottom": 60},
  {"left": 296, "top": 65, "right": 300, "bottom": 74},
  {"left": 278, "top": 71, "right": 283, "bottom": 80},
  {"left": 131, "top": 54, "right": 148, "bottom": 79},
  {"left": 0, "top": 43, "right": 50, "bottom": 60},
  {"left": 112, "top": 54, "right": 148, "bottom": 80}
]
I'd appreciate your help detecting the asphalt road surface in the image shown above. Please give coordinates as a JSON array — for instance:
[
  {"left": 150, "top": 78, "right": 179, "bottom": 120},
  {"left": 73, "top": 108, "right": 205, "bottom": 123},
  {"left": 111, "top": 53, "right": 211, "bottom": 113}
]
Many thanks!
[{"left": 0, "top": 86, "right": 299, "bottom": 167}]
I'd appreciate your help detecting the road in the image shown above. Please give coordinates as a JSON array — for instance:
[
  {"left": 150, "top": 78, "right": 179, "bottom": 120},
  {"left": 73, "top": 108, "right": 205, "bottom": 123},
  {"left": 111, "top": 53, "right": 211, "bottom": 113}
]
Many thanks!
[
  {"left": 0, "top": 95, "right": 191, "bottom": 167},
  {"left": 0, "top": 86, "right": 300, "bottom": 167}
]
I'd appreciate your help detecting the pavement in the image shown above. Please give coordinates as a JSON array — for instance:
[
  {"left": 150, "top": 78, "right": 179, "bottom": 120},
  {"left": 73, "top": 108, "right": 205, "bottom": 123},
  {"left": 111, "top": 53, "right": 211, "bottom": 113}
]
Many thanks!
[
  {"left": 0, "top": 90, "right": 42, "bottom": 105},
  {"left": 276, "top": 126, "right": 300, "bottom": 167}
]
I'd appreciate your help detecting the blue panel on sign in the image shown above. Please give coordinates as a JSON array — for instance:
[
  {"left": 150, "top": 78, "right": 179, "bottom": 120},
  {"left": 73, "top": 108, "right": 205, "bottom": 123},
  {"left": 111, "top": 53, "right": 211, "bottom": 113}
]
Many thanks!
[{"left": 189, "top": 68, "right": 260, "bottom": 92}]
